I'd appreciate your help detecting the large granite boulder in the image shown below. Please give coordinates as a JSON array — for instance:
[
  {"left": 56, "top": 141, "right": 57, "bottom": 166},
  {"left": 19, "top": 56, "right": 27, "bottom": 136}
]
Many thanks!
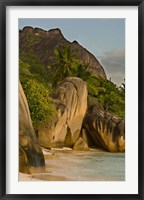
[
  {"left": 37, "top": 99, "right": 68, "bottom": 148},
  {"left": 83, "top": 103, "right": 125, "bottom": 152},
  {"left": 19, "top": 81, "right": 45, "bottom": 173},
  {"left": 37, "top": 77, "right": 88, "bottom": 148}
]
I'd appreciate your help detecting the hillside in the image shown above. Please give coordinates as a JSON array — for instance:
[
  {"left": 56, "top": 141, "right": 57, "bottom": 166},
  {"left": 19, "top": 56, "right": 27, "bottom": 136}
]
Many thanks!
[{"left": 19, "top": 26, "right": 106, "bottom": 79}]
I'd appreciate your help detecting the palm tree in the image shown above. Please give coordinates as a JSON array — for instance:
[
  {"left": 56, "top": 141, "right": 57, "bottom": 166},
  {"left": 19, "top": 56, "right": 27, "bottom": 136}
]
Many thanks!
[
  {"left": 75, "top": 63, "right": 91, "bottom": 81},
  {"left": 50, "top": 45, "right": 81, "bottom": 85}
]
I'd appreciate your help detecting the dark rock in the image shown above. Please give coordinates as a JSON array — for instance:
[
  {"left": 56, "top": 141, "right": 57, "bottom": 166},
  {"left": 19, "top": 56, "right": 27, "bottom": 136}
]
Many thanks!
[
  {"left": 83, "top": 102, "right": 125, "bottom": 152},
  {"left": 70, "top": 40, "right": 106, "bottom": 78},
  {"left": 19, "top": 27, "right": 106, "bottom": 79},
  {"left": 81, "top": 128, "right": 95, "bottom": 147},
  {"left": 19, "top": 81, "right": 45, "bottom": 173}
]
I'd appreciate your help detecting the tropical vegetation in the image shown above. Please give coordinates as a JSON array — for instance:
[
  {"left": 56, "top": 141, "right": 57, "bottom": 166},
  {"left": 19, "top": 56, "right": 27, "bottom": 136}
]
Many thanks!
[{"left": 20, "top": 44, "right": 125, "bottom": 129}]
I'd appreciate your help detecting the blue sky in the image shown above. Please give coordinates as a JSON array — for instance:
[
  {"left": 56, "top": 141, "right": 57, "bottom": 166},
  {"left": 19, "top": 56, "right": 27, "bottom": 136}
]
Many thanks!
[{"left": 19, "top": 18, "right": 125, "bottom": 86}]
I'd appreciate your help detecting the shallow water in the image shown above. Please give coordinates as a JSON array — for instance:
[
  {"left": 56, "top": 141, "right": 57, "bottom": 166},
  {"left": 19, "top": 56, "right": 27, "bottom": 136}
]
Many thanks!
[{"left": 45, "top": 151, "right": 125, "bottom": 181}]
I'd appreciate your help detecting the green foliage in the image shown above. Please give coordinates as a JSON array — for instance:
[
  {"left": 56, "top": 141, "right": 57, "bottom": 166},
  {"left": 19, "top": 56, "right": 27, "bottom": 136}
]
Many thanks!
[
  {"left": 19, "top": 59, "right": 31, "bottom": 77},
  {"left": 49, "top": 46, "right": 81, "bottom": 85},
  {"left": 119, "top": 82, "right": 125, "bottom": 98},
  {"left": 86, "top": 76, "right": 104, "bottom": 97},
  {"left": 20, "top": 32, "right": 51, "bottom": 84},
  {"left": 54, "top": 61, "right": 125, "bottom": 117},
  {"left": 49, "top": 45, "right": 92, "bottom": 86},
  {"left": 20, "top": 60, "right": 55, "bottom": 129},
  {"left": 20, "top": 51, "right": 49, "bottom": 82},
  {"left": 20, "top": 40, "right": 125, "bottom": 120},
  {"left": 86, "top": 75, "right": 125, "bottom": 118},
  {"left": 74, "top": 63, "right": 91, "bottom": 81}
]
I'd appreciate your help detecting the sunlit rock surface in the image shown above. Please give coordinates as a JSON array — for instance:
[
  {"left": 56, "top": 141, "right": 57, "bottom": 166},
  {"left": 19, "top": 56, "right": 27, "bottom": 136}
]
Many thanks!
[{"left": 37, "top": 77, "right": 88, "bottom": 148}]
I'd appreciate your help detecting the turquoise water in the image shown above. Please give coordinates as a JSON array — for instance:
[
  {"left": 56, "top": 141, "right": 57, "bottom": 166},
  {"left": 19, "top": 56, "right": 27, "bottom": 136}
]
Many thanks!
[{"left": 45, "top": 151, "right": 125, "bottom": 181}]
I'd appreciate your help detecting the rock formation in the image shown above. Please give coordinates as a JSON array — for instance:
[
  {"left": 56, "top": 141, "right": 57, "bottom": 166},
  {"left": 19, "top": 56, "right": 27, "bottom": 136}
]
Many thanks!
[
  {"left": 37, "top": 77, "right": 88, "bottom": 148},
  {"left": 81, "top": 128, "right": 95, "bottom": 148},
  {"left": 73, "top": 137, "right": 89, "bottom": 151},
  {"left": 19, "top": 26, "right": 106, "bottom": 79},
  {"left": 19, "top": 81, "right": 45, "bottom": 173},
  {"left": 83, "top": 102, "right": 125, "bottom": 152},
  {"left": 19, "top": 26, "right": 125, "bottom": 154}
]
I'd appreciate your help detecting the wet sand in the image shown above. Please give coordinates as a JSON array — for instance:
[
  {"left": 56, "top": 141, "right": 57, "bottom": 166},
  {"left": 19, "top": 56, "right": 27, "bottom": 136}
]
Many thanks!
[
  {"left": 19, "top": 172, "right": 68, "bottom": 181},
  {"left": 19, "top": 147, "right": 106, "bottom": 181},
  {"left": 19, "top": 147, "right": 73, "bottom": 181}
]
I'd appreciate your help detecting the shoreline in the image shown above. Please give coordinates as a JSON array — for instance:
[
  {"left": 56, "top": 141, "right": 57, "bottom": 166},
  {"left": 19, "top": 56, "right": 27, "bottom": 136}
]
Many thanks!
[{"left": 19, "top": 148, "right": 125, "bottom": 181}]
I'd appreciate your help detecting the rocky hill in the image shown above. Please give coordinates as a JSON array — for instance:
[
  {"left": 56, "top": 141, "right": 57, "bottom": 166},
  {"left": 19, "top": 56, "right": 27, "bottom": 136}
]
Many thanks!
[{"left": 19, "top": 26, "right": 106, "bottom": 79}]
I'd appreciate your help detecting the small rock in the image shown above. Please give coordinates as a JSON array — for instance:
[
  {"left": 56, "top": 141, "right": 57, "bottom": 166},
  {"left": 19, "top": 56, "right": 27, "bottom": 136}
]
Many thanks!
[{"left": 73, "top": 137, "right": 89, "bottom": 151}]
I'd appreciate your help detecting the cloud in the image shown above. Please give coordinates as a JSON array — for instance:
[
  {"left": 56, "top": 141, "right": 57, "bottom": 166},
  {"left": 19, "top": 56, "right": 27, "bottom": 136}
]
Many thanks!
[{"left": 98, "top": 49, "right": 125, "bottom": 86}]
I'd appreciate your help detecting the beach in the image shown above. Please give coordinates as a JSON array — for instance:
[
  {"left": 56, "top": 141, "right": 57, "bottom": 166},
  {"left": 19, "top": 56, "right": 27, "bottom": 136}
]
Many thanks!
[{"left": 19, "top": 148, "right": 125, "bottom": 181}]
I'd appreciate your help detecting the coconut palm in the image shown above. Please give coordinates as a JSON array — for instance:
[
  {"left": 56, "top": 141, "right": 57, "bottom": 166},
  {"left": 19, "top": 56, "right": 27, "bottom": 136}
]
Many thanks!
[{"left": 50, "top": 45, "right": 81, "bottom": 85}]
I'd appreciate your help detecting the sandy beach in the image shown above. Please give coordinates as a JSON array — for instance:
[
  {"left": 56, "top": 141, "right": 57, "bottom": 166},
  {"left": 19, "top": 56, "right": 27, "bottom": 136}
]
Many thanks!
[
  {"left": 19, "top": 147, "right": 73, "bottom": 181},
  {"left": 19, "top": 172, "right": 68, "bottom": 181},
  {"left": 19, "top": 147, "right": 116, "bottom": 181}
]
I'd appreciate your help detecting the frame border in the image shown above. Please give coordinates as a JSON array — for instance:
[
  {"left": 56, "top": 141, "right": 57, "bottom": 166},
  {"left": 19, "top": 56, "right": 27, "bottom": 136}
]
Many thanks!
[{"left": 0, "top": 0, "right": 144, "bottom": 199}]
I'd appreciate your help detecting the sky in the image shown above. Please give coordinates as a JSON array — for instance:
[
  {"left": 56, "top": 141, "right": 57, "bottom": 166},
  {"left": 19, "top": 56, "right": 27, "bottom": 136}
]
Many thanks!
[{"left": 19, "top": 18, "right": 125, "bottom": 86}]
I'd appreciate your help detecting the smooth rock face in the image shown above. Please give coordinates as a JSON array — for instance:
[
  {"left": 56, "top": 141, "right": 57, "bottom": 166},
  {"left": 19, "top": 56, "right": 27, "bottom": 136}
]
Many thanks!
[
  {"left": 70, "top": 41, "right": 106, "bottom": 79},
  {"left": 83, "top": 103, "right": 125, "bottom": 152},
  {"left": 60, "top": 78, "right": 88, "bottom": 147},
  {"left": 38, "top": 100, "right": 68, "bottom": 148},
  {"left": 19, "top": 27, "right": 106, "bottom": 79},
  {"left": 19, "top": 82, "right": 45, "bottom": 173},
  {"left": 73, "top": 137, "right": 89, "bottom": 151},
  {"left": 38, "top": 77, "right": 88, "bottom": 148}
]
